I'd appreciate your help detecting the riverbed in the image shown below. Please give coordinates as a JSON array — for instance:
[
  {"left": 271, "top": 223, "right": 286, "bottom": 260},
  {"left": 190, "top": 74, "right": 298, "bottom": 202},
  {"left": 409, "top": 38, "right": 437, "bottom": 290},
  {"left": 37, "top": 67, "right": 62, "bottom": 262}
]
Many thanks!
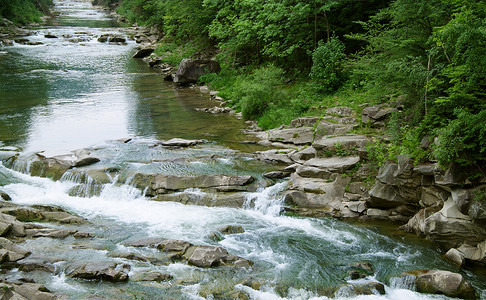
[{"left": 0, "top": 1, "right": 485, "bottom": 299}]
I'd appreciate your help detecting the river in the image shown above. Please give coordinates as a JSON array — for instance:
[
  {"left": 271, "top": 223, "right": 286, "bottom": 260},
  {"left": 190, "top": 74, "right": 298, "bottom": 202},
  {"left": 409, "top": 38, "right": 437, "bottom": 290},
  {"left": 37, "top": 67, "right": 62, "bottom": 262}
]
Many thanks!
[{"left": 0, "top": 1, "right": 485, "bottom": 299}]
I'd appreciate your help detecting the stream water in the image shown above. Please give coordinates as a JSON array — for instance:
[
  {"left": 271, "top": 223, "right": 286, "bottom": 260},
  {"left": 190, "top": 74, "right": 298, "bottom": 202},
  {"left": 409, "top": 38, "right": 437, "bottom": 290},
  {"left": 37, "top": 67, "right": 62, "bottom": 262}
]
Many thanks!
[{"left": 1, "top": 1, "right": 485, "bottom": 299}]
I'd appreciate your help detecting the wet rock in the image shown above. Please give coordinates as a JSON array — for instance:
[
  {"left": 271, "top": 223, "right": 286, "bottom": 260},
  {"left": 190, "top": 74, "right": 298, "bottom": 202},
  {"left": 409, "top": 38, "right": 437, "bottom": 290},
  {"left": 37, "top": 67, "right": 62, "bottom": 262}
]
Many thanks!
[
  {"left": 13, "top": 282, "right": 58, "bottom": 300},
  {"left": 159, "top": 138, "right": 204, "bottom": 147},
  {"left": 402, "top": 270, "right": 478, "bottom": 299},
  {"left": 30, "top": 157, "right": 71, "bottom": 180},
  {"left": 217, "top": 225, "right": 245, "bottom": 235},
  {"left": 444, "top": 248, "right": 466, "bottom": 267},
  {"left": 66, "top": 261, "right": 130, "bottom": 282},
  {"left": 0, "top": 192, "right": 11, "bottom": 201},
  {"left": 0, "top": 237, "right": 31, "bottom": 262},
  {"left": 346, "top": 262, "right": 374, "bottom": 279},
  {"left": 133, "top": 45, "right": 155, "bottom": 58},
  {"left": 0, "top": 212, "right": 26, "bottom": 237},
  {"left": 174, "top": 59, "right": 221, "bottom": 84},
  {"left": 44, "top": 34, "right": 58, "bottom": 38},
  {"left": 125, "top": 238, "right": 168, "bottom": 248},
  {"left": 457, "top": 241, "right": 486, "bottom": 265},
  {"left": 17, "top": 258, "right": 56, "bottom": 273},
  {"left": 255, "top": 149, "right": 293, "bottom": 165},
  {"left": 131, "top": 271, "right": 173, "bottom": 282},
  {"left": 153, "top": 192, "right": 247, "bottom": 208},
  {"left": 150, "top": 174, "right": 255, "bottom": 191},
  {"left": 263, "top": 171, "right": 291, "bottom": 179},
  {"left": 97, "top": 34, "right": 126, "bottom": 43},
  {"left": 187, "top": 246, "right": 232, "bottom": 268}
]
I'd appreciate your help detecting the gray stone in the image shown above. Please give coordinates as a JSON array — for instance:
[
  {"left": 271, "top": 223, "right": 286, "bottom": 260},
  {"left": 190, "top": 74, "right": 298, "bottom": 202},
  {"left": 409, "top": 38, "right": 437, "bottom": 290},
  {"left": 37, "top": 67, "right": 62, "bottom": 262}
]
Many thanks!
[
  {"left": 133, "top": 46, "right": 155, "bottom": 58},
  {"left": 217, "top": 225, "right": 245, "bottom": 235},
  {"left": 313, "top": 135, "right": 369, "bottom": 154},
  {"left": 304, "top": 156, "right": 360, "bottom": 173},
  {"left": 256, "top": 149, "right": 293, "bottom": 165},
  {"left": 66, "top": 262, "right": 130, "bottom": 282},
  {"left": 444, "top": 248, "right": 465, "bottom": 267},
  {"left": 150, "top": 174, "right": 255, "bottom": 191},
  {"left": 187, "top": 246, "right": 229, "bottom": 268},
  {"left": 289, "top": 117, "right": 320, "bottom": 128},
  {"left": 256, "top": 127, "right": 314, "bottom": 145},
  {"left": 13, "top": 283, "right": 58, "bottom": 300},
  {"left": 289, "top": 147, "right": 316, "bottom": 162},
  {"left": 368, "top": 181, "right": 406, "bottom": 208},
  {"left": 159, "top": 138, "right": 203, "bottom": 147},
  {"left": 295, "top": 165, "right": 335, "bottom": 180},
  {"left": 174, "top": 59, "right": 221, "bottom": 84},
  {"left": 326, "top": 106, "right": 355, "bottom": 117},
  {"left": 403, "top": 270, "right": 478, "bottom": 299},
  {"left": 131, "top": 271, "right": 172, "bottom": 282},
  {"left": 263, "top": 171, "right": 291, "bottom": 179},
  {"left": 314, "top": 121, "right": 356, "bottom": 138}
]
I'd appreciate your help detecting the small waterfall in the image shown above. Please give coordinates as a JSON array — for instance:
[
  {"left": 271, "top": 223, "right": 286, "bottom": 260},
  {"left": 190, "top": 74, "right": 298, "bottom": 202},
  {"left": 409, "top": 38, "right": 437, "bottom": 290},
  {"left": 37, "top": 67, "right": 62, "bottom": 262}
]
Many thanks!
[
  {"left": 243, "top": 181, "right": 288, "bottom": 216},
  {"left": 389, "top": 275, "right": 417, "bottom": 291}
]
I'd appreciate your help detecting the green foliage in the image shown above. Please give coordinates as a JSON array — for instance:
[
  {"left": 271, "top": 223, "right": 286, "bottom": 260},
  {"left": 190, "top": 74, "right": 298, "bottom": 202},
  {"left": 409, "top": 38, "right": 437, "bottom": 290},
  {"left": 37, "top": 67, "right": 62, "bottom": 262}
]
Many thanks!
[
  {"left": 154, "top": 41, "right": 199, "bottom": 66},
  {"left": 434, "top": 109, "right": 486, "bottom": 170},
  {"left": 310, "top": 37, "right": 346, "bottom": 92},
  {"left": 0, "top": 0, "right": 53, "bottom": 24},
  {"left": 229, "top": 65, "right": 286, "bottom": 120}
]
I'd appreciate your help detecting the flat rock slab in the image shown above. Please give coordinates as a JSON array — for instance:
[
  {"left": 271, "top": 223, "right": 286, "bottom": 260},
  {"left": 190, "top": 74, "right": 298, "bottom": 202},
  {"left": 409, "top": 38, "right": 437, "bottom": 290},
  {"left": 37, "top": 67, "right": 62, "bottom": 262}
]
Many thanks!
[
  {"left": 313, "top": 135, "right": 370, "bottom": 151},
  {"left": 151, "top": 174, "right": 255, "bottom": 191},
  {"left": 256, "top": 127, "right": 314, "bottom": 145},
  {"left": 159, "top": 138, "right": 204, "bottom": 147},
  {"left": 304, "top": 156, "right": 360, "bottom": 173}
]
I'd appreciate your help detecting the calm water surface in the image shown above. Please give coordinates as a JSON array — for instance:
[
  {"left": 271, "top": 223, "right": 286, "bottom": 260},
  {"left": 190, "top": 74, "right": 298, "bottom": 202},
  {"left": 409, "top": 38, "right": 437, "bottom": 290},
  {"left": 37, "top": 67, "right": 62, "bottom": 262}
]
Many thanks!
[{"left": 0, "top": 1, "right": 485, "bottom": 299}]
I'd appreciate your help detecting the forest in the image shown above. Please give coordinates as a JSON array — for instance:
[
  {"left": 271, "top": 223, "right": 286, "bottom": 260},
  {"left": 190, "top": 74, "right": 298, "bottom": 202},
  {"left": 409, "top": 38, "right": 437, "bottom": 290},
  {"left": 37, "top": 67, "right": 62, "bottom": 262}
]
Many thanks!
[{"left": 3, "top": 0, "right": 486, "bottom": 178}]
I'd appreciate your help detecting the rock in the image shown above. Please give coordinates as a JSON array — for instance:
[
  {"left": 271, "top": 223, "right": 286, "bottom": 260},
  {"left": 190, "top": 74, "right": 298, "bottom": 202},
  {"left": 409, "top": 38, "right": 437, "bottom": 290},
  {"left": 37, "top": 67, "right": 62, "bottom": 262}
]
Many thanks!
[
  {"left": 289, "top": 117, "right": 320, "bottom": 128},
  {"left": 98, "top": 34, "right": 126, "bottom": 43},
  {"left": 290, "top": 147, "right": 316, "bottom": 163},
  {"left": 346, "top": 261, "right": 374, "bottom": 279},
  {"left": 0, "top": 237, "right": 31, "bottom": 261},
  {"left": 131, "top": 271, "right": 173, "bottom": 282},
  {"left": 133, "top": 46, "right": 155, "bottom": 58},
  {"left": 29, "top": 158, "right": 71, "bottom": 180},
  {"left": 153, "top": 192, "right": 247, "bottom": 208},
  {"left": 402, "top": 270, "right": 478, "bottom": 299},
  {"left": 296, "top": 165, "right": 335, "bottom": 180},
  {"left": 66, "top": 261, "right": 130, "bottom": 282},
  {"left": 263, "top": 171, "right": 291, "bottom": 179},
  {"left": 158, "top": 239, "right": 192, "bottom": 253},
  {"left": 13, "top": 283, "right": 58, "bottom": 300},
  {"left": 255, "top": 127, "right": 314, "bottom": 145},
  {"left": 457, "top": 241, "right": 486, "bottom": 265},
  {"left": 326, "top": 106, "right": 355, "bottom": 117},
  {"left": 187, "top": 246, "right": 230, "bottom": 268},
  {"left": 368, "top": 181, "right": 406, "bottom": 208},
  {"left": 366, "top": 208, "right": 391, "bottom": 218},
  {"left": 0, "top": 212, "right": 26, "bottom": 237},
  {"left": 150, "top": 174, "right": 255, "bottom": 191},
  {"left": 159, "top": 138, "right": 204, "bottom": 147},
  {"left": 314, "top": 121, "right": 356, "bottom": 138},
  {"left": 444, "top": 248, "right": 466, "bottom": 267},
  {"left": 217, "top": 225, "right": 245, "bottom": 235},
  {"left": 362, "top": 104, "right": 397, "bottom": 125},
  {"left": 401, "top": 197, "right": 486, "bottom": 248},
  {"left": 1, "top": 192, "right": 11, "bottom": 201},
  {"left": 173, "top": 59, "right": 221, "bottom": 84},
  {"left": 44, "top": 34, "right": 58, "bottom": 38},
  {"left": 256, "top": 149, "right": 293, "bottom": 165},
  {"left": 303, "top": 156, "right": 360, "bottom": 173},
  {"left": 17, "top": 258, "right": 56, "bottom": 273},
  {"left": 125, "top": 238, "right": 167, "bottom": 248}
]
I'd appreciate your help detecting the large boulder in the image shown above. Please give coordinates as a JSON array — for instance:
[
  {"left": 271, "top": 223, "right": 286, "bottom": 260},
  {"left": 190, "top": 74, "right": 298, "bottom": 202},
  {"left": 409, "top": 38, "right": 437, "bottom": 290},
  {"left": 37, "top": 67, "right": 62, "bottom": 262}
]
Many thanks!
[
  {"left": 303, "top": 156, "right": 360, "bottom": 173},
  {"left": 173, "top": 59, "right": 221, "bottom": 84},
  {"left": 401, "top": 270, "right": 478, "bottom": 299},
  {"left": 255, "top": 127, "right": 314, "bottom": 145}
]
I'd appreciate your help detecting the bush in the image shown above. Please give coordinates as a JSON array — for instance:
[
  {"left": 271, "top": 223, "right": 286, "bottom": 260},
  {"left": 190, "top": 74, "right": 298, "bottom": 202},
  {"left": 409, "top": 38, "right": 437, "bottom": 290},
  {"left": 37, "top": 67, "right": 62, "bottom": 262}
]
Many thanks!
[
  {"left": 229, "top": 64, "right": 286, "bottom": 119},
  {"left": 434, "top": 109, "right": 486, "bottom": 171},
  {"left": 310, "top": 37, "right": 346, "bottom": 92}
]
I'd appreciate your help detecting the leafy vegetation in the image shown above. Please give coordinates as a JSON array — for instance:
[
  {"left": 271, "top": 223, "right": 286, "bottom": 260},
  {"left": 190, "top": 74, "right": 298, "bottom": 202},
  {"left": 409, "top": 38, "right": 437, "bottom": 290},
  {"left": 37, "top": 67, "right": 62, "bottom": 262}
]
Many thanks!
[
  {"left": 0, "top": 0, "right": 53, "bottom": 24},
  {"left": 110, "top": 0, "right": 486, "bottom": 174}
]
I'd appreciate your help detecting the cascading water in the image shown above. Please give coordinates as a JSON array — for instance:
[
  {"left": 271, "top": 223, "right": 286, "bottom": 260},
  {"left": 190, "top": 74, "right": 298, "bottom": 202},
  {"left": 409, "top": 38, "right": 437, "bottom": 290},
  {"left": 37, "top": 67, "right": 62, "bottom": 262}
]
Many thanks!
[{"left": 1, "top": 0, "right": 485, "bottom": 299}]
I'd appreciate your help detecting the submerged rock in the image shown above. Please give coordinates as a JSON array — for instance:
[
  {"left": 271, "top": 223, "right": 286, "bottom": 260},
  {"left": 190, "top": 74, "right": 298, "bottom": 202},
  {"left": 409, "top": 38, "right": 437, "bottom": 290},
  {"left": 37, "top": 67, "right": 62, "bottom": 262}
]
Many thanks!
[
  {"left": 159, "top": 138, "right": 204, "bottom": 147},
  {"left": 131, "top": 271, "right": 173, "bottom": 282}
]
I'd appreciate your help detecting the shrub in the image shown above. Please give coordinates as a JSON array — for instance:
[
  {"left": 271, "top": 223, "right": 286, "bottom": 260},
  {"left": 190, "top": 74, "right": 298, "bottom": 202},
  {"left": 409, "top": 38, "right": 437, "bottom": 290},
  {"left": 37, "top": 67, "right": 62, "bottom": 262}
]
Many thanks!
[{"left": 310, "top": 37, "right": 346, "bottom": 92}]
